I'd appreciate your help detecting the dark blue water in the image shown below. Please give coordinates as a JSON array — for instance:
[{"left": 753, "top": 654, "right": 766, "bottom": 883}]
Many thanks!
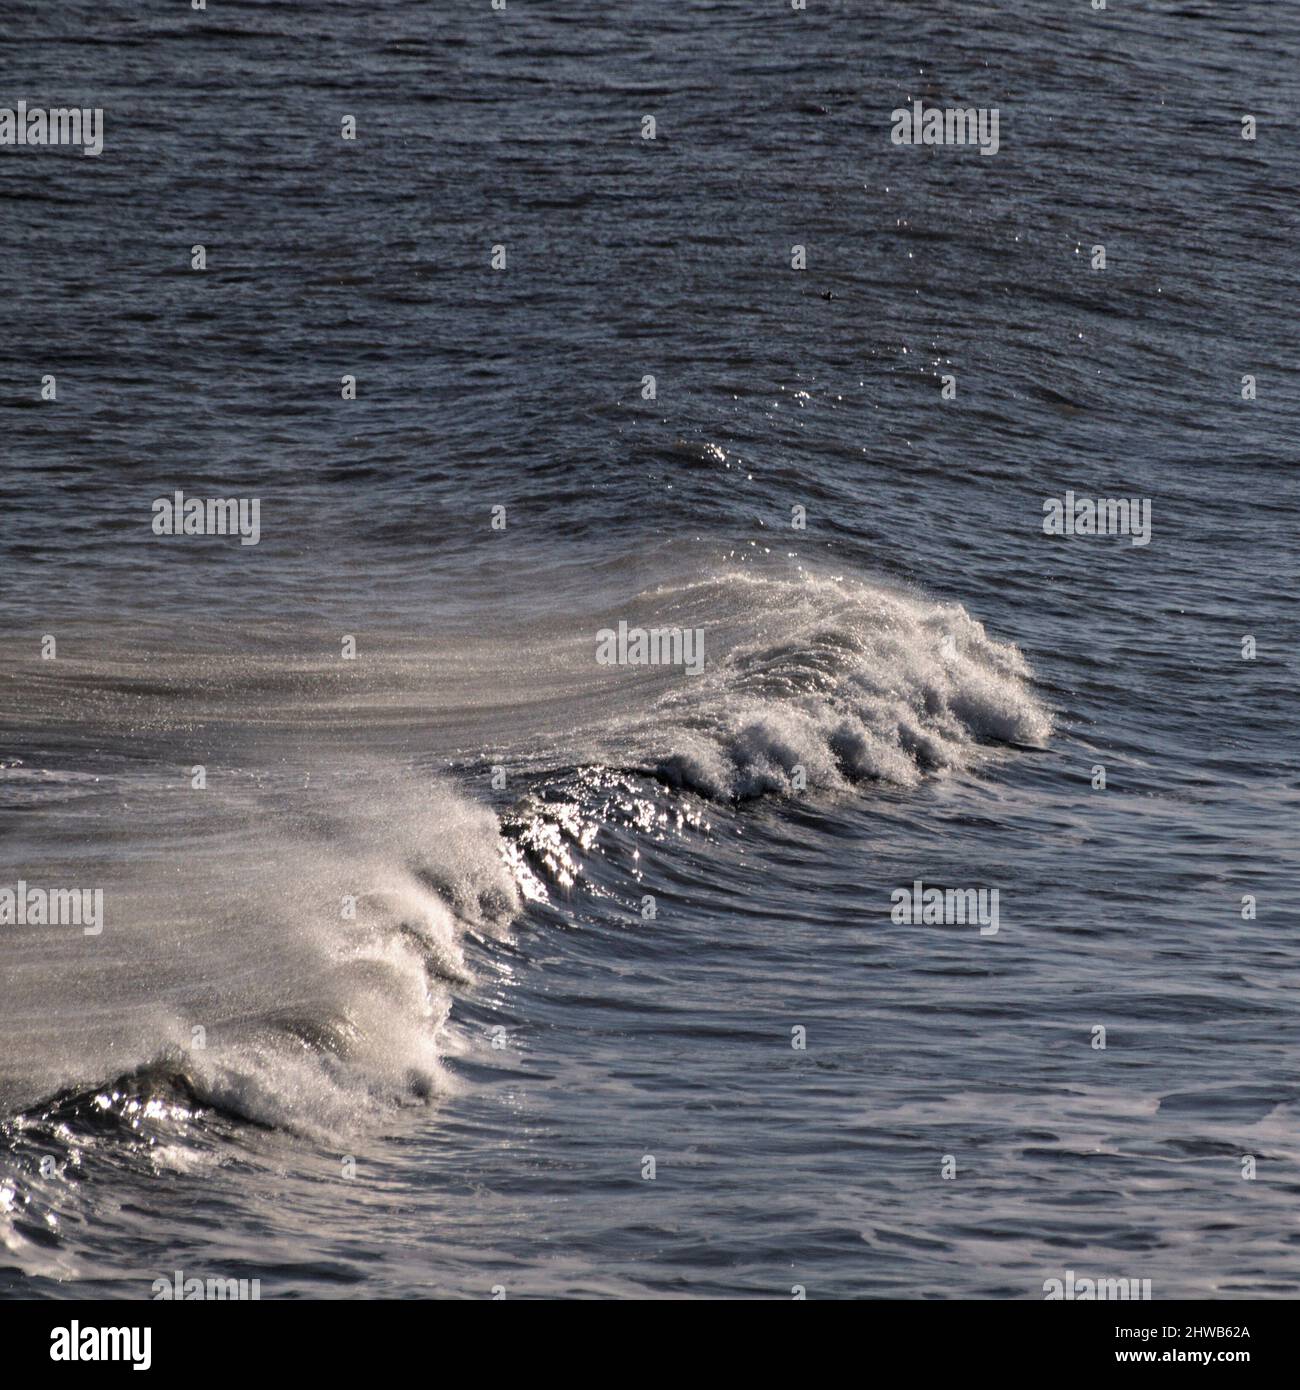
[{"left": 2, "top": 0, "right": 1298, "bottom": 1299}]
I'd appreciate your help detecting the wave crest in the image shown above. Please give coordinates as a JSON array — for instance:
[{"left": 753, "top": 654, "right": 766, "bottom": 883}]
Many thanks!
[{"left": 606, "top": 569, "right": 1052, "bottom": 798}]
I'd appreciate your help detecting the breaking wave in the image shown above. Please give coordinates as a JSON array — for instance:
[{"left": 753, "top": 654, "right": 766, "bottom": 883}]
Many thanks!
[{"left": 0, "top": 556, "right": 1052, "bottom": 1243}]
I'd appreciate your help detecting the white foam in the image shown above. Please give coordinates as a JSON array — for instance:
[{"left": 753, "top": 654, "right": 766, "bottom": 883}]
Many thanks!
[{"left": 602, "top": 567, "right": 1052, "bottom": 798}]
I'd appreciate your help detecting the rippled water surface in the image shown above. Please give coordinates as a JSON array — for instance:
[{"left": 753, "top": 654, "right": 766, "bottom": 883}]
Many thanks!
[{"left": 1, "top": 0, "right": 1298, "bottom": 1299}]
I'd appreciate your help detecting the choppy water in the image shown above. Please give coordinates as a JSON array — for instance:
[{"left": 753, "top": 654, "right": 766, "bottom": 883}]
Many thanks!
[{"left": 2, "top": 0, "right": 1298, "bottom": 1299}]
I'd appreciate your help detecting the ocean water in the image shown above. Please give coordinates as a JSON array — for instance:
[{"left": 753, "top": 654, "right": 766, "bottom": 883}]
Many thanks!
[{"left": 1, "top": 0, "right": 1298, "bottom": 1300}]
